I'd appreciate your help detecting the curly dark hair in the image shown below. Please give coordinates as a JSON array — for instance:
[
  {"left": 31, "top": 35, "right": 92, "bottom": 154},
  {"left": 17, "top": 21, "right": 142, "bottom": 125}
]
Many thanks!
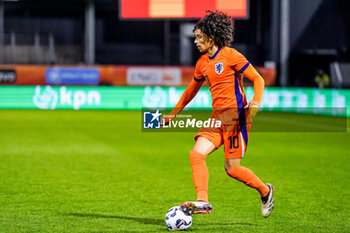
[{"left": 194, "top": 10, "right": 235, "bottom": 48}]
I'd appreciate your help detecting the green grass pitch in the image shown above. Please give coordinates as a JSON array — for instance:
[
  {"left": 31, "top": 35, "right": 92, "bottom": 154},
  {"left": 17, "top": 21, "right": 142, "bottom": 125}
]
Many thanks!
[{"left": 0, "top": 110, "right": 349, "bottom": 232}]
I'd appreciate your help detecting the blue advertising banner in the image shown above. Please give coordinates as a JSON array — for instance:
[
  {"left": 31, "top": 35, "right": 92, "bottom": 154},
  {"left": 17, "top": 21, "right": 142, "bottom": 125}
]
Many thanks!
[{"left": 45, "top": 68, "right": 100, "bottom": 85}]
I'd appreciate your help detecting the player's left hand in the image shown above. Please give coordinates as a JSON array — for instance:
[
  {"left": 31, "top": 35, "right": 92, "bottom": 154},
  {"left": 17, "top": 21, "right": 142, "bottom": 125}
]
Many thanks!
[{"left": 245, "top": 101, "right": 260, "bottom": 118}]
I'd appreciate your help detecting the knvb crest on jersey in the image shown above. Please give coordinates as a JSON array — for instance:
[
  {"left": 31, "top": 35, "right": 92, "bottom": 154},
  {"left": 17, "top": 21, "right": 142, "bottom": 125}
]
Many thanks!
[{"left": 215, "top": 62, "right": 224, "bottom": 75}]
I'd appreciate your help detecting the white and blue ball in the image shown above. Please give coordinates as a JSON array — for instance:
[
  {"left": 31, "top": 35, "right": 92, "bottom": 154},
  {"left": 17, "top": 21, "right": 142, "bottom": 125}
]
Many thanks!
[{"left": 165, "top": 206, "right": 192, "bottom": 231}]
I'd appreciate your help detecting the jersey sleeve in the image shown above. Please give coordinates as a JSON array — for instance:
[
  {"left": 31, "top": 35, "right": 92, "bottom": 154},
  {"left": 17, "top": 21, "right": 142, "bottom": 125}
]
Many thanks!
[
  {"left": 230, "top": 48, "right": 264, "bottom": 105},
  {"left": 242, "top": 65, "right": 265, "bottom": 105},
  {"left": 193, "top": 56, "right": 206, "bottom": 82},
  {"left": 168, "top": 77, "right": 204, "bottom": 117},
  {"left": 230, "top": 49, "right": 250, "bottom": 73}
]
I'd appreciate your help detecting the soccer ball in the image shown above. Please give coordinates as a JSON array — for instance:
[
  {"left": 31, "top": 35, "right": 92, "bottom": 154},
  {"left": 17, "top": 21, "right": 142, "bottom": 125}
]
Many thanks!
[{"left": 165, "top": 206, "right": 192, "bottom": 231}]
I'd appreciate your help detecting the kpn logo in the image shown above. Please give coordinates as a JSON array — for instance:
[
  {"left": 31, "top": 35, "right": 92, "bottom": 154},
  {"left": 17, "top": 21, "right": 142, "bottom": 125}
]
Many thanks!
[
  {"left": 143, "top": 109, "right": 161, "bottom": 129},
  {"left": 33, "top": 85, "right": 101, "bottom": 110}
]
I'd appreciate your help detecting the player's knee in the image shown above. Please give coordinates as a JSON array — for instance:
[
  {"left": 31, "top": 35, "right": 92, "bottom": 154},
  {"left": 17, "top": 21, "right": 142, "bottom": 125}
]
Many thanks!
[
  {"left": 225, "top": 159, "right": 240, "bottom": 171},
  {"left": 189, "top": 150, "right": 206, "bottom": 164},
  {"left": 192, "top": 136, "right": 216, "bottom": 155}
]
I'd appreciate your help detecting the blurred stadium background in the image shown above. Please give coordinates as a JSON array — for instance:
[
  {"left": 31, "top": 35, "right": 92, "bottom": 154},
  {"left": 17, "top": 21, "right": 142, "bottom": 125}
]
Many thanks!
[
  {"left": 0, "top": 0, "right": 349, "bottom": 113},
  {"left": 0, "top": 0, "right": 349, "bottom": 232}
]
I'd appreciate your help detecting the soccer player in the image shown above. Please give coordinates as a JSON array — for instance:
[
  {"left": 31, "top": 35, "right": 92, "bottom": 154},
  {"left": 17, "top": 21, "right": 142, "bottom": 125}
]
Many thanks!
[{"left": 162, "top": 10, "right": 274, "bottom": 218}]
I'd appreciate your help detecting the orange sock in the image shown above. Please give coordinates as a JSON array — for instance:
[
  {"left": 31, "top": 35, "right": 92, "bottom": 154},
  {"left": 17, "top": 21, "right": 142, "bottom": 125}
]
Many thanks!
[
  {"left": 189, "top": 150, "right": 208, "bottom": 202},
  {"left": 226, "top": 166, "right": 269, "bottom": 197}
]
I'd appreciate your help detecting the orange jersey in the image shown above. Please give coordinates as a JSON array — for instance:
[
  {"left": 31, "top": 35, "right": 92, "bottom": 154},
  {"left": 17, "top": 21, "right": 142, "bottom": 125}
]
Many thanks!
[
  {"left": 168, "top": 46, "right": 264, "bottom": 123},
  {"left": 168, "top": 47, "right": 264, "bottom": 159},
  {"left": 194, "top": 46, "right": 250, "bottom": 109},
  {"left": 192, "top": 47, "right": 253, "bottom": 151}
]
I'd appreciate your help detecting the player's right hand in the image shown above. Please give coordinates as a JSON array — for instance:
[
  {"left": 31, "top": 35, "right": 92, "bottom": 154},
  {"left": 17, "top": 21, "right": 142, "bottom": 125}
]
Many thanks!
[{"left": 160, "top": 115, "right": 174, "bottom": 127}]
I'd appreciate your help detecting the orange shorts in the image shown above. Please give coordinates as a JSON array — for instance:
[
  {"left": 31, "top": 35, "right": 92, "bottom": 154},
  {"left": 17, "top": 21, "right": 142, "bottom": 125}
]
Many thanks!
[{"left": 194, "top": 109, "right": 251, "bottom": 159}]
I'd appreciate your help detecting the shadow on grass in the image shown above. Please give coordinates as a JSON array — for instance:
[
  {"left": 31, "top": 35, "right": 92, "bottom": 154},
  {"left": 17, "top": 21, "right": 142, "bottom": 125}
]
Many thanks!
[
  {"left": 154, "top": 222, "right": 261, "bottom": 232},
  {"left": 67, "top": 212, "right": 260, "bottom": 231},
  {"left": 66, "top": 213, "right": 164, "bottom": 226},
  {"left": 196, "top": 222, "right": 260, "bottom": 227}
]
